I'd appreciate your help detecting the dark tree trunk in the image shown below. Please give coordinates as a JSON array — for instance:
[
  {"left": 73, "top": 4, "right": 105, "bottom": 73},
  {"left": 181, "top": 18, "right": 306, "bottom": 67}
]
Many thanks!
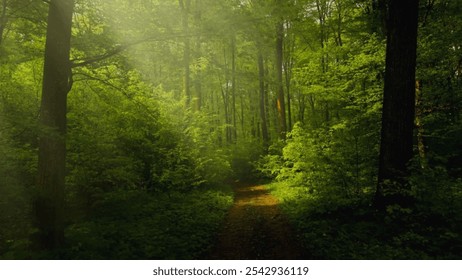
[
  {"left": 0, "top": 0, "right": 7, "bottom": 46},
  {"left": 231, "top": 37, "right": 237, "bottom": 142},
  {"left": 240, "top": 81, "right": 245, "bottom": 139},
  {"left": 375, "top": 0, "right": 419, "bottom": 209},
  {"left": 35, "top": 0, "right": 74, "bottom": 250},
  {"left": 258, "top": 51, "right": 269, "bottom": 149}
]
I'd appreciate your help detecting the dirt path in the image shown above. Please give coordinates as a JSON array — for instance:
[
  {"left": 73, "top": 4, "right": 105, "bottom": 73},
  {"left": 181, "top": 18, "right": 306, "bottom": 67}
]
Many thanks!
[{"left": 209, "top": 182, "right": 301, "bottom": 259}]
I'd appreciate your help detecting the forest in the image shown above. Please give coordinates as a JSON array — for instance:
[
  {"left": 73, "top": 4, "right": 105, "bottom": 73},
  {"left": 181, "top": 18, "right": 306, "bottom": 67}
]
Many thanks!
[{"left": 0, "top": 0, "right": 461, "bottom": 260}]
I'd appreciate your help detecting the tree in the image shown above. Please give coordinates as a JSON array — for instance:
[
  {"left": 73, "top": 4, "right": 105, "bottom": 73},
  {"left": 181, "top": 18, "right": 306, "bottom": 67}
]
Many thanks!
[
  {"left": 34, "top": 0, "right": 74, "bottom": 250},
  {"left": 180, "top": 0, "right": 192, "bottom": 107},
  {"left": 258, "top": 50, "right": 269, "bottom": 148},
  {"left": 375, "top": 0, "right": 420, "bottom": 209},
  {"left": 275, "top": 17, "right": 287, "bottom": 138},
  {"left": 0, "top": 0, "right": 7, "bottom": 46}
]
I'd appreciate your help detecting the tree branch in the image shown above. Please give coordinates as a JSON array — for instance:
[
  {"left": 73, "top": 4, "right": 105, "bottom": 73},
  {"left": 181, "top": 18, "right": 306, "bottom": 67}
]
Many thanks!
[
  {"left": 71, "top": 43, "right": 134, "bottom": 68},
  {"left": 73, "top": 71, "right": 159, "bottom": 121},
  {"left": 70, "top": 32, "right": 219, "bottom": 68}
]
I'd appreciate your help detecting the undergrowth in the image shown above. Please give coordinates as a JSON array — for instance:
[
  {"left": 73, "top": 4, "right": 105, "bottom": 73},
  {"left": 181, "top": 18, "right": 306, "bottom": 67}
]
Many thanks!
[
  {"left": 1, "top": 185, "right": 233, "bottom": 259},
  {"left": 267, "top": 181, "right": 462, "bottom": 259},
  {"left": 64, "top": 185, "right": 233, "bottom": 259}
]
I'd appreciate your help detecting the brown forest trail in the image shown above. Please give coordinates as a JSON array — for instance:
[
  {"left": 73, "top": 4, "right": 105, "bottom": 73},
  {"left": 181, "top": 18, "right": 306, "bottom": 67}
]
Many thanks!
[{"left": 209, "top": 182, "right": 302, "bottom": 259}]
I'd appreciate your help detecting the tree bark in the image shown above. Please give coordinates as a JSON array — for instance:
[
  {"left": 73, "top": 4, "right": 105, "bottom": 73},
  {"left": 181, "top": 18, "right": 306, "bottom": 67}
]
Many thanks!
[
  {"left": 180, "top": 0, "right": 191, "bottom": 107},
  {"left": 221, "top": 46, "right": 232, "bottom": 144},
  {"left": 316, "top": 0, "right": 328, "bottom": 72},
  {"left": 0, "top": 0, "right": 7, "bottom": 47},
  {"left": 35, "top": 0, "right": 74, "bottom": 250},
  {"left": 231, "top": 37, "right": 237, "bottom": 142},
  {"left": 375, "top": 0, "right": 419, "bottom": 209},
  {"left": 276, "top": 21, "right": 286, "bottom": 139},
  {"left": 284, "top": 24, "right": 294, "bottom": 131},
  {"left": 258, "top": 51, "right": 269, "bottom": 149},
  {"left": 193, "top": 0, "right": 202, "bottom": 111}
]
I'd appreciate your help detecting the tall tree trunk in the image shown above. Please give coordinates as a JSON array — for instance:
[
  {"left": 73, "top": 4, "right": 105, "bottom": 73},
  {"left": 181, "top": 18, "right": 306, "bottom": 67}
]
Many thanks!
[
  {"left": 258, "top": 51, "right": 269, "bottom": 148},
  {"left": 375, "top": 0, "right": 419, "bottom": 209},
  {"left": 334, "top": 0, "right": 343, "bottom": 47},
  {"left": 286, "top": 74, "right": 292, "bottom": 130},
  {"left": 222, "top": 46, "right": 232, "bottom": 144},
  {"left": 231, "top": 37, "right": 237, "bottom": 142},
  {"left": 221, "top": 85, "right": 231, "bottom": 144},
  {"left": 298, "top": 89, "right": 306, "bottom": 124},
  {"left": 316, "top": 0, "right": 328, "bottom": 72},
  {"left": 284, "top": 22, "right": 295, "bottom": 130},
  {"left": 193, "top": 0, "right": 202, "bottom": 111},
  {"left": 276, "top": 21, "right": 286, "bottom": 139},
  {"left": 194, "top": 49, "right": 202, "bottom": 110},
  {"left": 264, "top": 62, "right": 271, "bottom": 137},
  {"left": 180, "top": 0, "right": 191, "bottom": 107},
  {"left": 240, "top": 83, "right": 245, "bottom": 139},
  {"left": 0, "top": 0, "right": 7, "bottom": 47},
  {"left": 35, "top": 0, "right": 74, "bottom": 250}
]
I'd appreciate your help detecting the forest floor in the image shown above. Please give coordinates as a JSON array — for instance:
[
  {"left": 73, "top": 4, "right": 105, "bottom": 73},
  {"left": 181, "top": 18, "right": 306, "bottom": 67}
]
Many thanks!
[{"left": 208, "top": 182, "right": 302, "bottom": 259}]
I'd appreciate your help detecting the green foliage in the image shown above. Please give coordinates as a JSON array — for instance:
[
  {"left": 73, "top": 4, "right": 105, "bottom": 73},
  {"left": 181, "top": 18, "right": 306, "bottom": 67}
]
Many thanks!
[
  {"left": 416, "top": 0, "right": 462, "bottom": 178},
  {"left": 259, "top": 32, "right": 385, "bottom": 197},
  {"left": 228, "top": 139, "right": 264, "bottom": 181},
  {"left": 64, "top": 185, "right": 233, "bottom": 259},
  {"left": 0, "top": 137, "right": 35, "bottom": 258},
  {"left": 1, "top": 0, "right": 462, "bottom": 260},
  {"left": 0, "top": 41, "right": 42, "bottom": 257},
  {"left": 410, "top": 164, "right": 462, "bottom": 215},
  {"left": 259, "top": 118, "right": 378, "bottom": 199},
  {"left": 179, "top": 111, "right": 234, "bottom": 185},
  {"left": 268, "top": 180, "right": 462, "bottom": 259}
]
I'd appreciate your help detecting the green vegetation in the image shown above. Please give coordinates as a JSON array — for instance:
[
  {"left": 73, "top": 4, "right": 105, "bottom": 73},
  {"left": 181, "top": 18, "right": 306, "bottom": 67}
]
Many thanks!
[
  {"left": 2, "top": 185, "right": 233, "bottom": 259},
  {"left": 1, "top": 0, "right": 461, "bottom": 259},
  {"left": 267, "top": 175, "right": 462, "bottom": 259},
  {"left": 65, "top": 185, "right": 233, "bottom": 259}
]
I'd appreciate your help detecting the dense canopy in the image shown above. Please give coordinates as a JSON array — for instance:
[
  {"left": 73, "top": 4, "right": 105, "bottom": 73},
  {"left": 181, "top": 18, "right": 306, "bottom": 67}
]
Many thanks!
[{"left": 0, "top": 0, "right": 461, "bottom": 259}]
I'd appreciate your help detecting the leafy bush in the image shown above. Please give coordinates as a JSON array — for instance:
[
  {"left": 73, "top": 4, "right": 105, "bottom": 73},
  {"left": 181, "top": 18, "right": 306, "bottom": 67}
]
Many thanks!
[
  {"left": 259, "top": 121, "right": 378, "bottom": 200},
  {"left": 66, "top": 72, "right": 236, "bottom": 200}
]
